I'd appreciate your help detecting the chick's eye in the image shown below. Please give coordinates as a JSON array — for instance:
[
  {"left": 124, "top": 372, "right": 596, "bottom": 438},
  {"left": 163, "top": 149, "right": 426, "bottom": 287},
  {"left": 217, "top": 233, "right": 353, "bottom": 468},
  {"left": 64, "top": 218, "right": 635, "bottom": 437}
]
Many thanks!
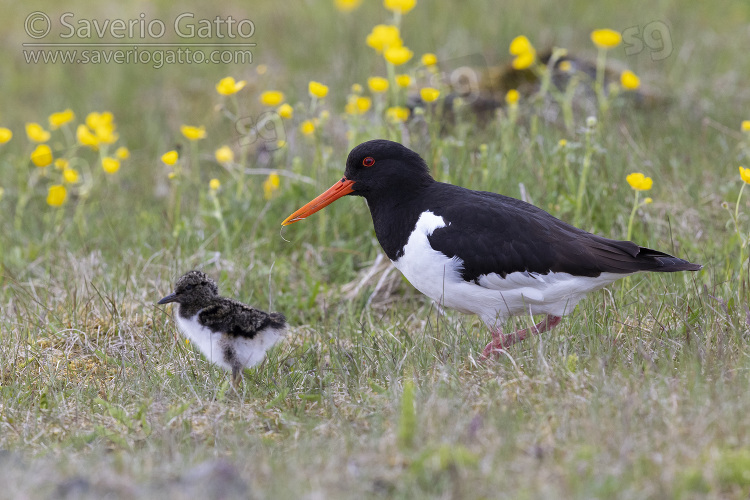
[{"left": 362, "top": 157, "right": 375, "bottom": 167}]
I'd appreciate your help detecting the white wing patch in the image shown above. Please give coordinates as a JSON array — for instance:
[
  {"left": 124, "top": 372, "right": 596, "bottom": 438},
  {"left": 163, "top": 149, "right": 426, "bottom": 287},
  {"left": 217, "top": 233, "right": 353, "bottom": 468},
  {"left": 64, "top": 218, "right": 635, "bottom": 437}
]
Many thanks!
[{"left": 392, "top": 210, "right": 629, "bottom": 329}]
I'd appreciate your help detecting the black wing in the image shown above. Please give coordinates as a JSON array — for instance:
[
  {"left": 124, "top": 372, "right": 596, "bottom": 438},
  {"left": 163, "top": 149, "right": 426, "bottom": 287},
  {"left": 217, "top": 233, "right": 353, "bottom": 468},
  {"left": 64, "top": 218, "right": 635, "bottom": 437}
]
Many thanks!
[
  {"left": 426, "top": 183, "right": 701, "bottom": 283},
  {"left": 199, "top": 299, "right": 287, "bottom": 339}
]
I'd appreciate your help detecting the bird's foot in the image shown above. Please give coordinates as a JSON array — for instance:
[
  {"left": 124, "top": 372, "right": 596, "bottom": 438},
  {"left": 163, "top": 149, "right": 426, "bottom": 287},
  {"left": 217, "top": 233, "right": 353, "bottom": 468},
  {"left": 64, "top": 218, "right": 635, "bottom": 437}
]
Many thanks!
[
  {"left": 480, "top": 315, "right": 562, "bottom": 361},
  {"left": 231, "top": 367, "right": 243, "bottom": 388}
]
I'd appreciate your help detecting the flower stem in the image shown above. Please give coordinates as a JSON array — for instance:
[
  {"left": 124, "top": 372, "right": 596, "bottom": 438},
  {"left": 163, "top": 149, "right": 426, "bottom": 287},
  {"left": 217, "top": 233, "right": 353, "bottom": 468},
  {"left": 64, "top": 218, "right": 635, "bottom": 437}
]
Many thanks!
[{"left": 627, "top": 190, "right": 640, "bottom": 242}]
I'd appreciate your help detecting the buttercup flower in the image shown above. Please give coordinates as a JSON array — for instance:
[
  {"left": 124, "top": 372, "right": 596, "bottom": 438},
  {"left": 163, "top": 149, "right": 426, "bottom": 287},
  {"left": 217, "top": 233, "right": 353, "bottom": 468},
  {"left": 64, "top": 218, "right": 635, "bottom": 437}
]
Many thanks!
[
  {"left": 559, "top": 60, "right": 572, "bottom": 72},
  {"left": 384, "top": 46, "right": 414, "bottom": 66},
  {"left": 263, "top": 172, "right": 280, "bottom": 200},
  {"left": 0, "top": 127, "right": 12, "bottom": 144},
  {"left": 351, "top": 83, "right": 363, "bottom": 94},
  {"left": 626, "top": 172, "right": 653, "bottom": 191},
  {"left": 209, "top": 178, "right": 221, "bottom": 191},
  {"left": 54, "top": 158, "right": 68, "bottom": 170},
  {"left": 558, "top": 139, "right": 568, "bottom": 147},
  {"left": 260, "top": 91, "right": 285, "bottom": 107},
  {"left": 181, "top": 125, "right": 206, "bottom": 141},
  {"left": 26, "top": 122, "right": 51, "bottom": 143},
  {"left": 309, "top": 81, "right": 329, "bottom": 99},
  {"left": 366, "top": 24, "right": 402, "bottom": 53},
  {"left": 300, "top": 120, "right": 315, "bottom": 136},
  {"left": 86, "top": 112, "right": 118, "bottom": 144},
  {"left": 116, "top": 146, "right": 130, "bottom": 159},
  {"left": 335, "top": 0, "right": 362, "bottom": 11},
  {"left": 620, "top": 70, "right": 640, "bottom": 90},
  {"left": 396, "top": 74, "right": 411, "bottom": 88},
  {"left": 216, "top": 76, "right": 246, "bottom": 95},
  {"left": 740, "top": 166, "right": 750, "bottom": 185},
  {"left": 421, "top": 53, "right": 437, "bottom": 66},
  {"left": 48, "top": 109, "right": 75, "bottom": 130},
  {"left": 162, "top": 150, "right": 179, "bottom": 165},
  {"left": 76, "top": 124, "right": 99, "bottom": 150},
  {"left": 278, "top": 103, "right": 294, "bottom": 119},
  {"left": 385, "top": 106, "right": 410, "bottom": 123},
  {"left": 368, "top": 76, "right": 389, "bottom": 93},
  {"left": 509, "top": 35, "right": 536, "bottom": 70},
  {"left": 215, "top": 146, "right": 234, "bottom": 164},
  {"left": 46, "top": 185, "right": 67, "bottom": 207},
  {"left": 741, "top": 120, "right": 750, "bottom": 132},
  {"left": 30, "top": 144, "right": 53, "bottom": 167},
  {"left": 591, "top": 29, "right": 622, "bottom": 49},
  {"left": 420, "top": 87, "right": 440, "bottom": 102},
  {"left": 384, "top": 0, "right": 416, "bottom": 14},
  {"left": 505, "top": 89, "right": 520, "bottom": 105},
  {"left": 346, "top": 96, "right": 372, "bottom": 115},
  {"left": 101, "top": 157, "right": 120, "bottom": 174},
  {"left": 63, "top": 168, "right": 80, "bottom": 183}
]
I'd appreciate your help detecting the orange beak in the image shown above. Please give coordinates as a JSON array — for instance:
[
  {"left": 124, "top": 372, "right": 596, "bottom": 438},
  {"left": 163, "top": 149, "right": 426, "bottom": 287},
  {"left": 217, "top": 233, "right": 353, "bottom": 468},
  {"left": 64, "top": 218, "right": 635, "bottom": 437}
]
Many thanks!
[{"left": 281, "top": 178, "right": 355, "bottom": 226}]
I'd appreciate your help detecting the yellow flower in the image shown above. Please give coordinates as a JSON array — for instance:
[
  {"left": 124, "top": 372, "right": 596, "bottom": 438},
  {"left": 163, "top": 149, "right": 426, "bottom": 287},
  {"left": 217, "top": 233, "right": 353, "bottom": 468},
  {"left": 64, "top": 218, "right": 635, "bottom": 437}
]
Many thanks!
[
  {"left": 740, "top": 166, "right": 750, "bottom": 185},
  {"left": 558, "top": 139, "right": 568, "bottom": 147},
  {"left": 505, "top": 89, "right": 520, "bottom": 105},
  {"left": 162, "top": 150, "right": 179, "bottom": 165},
  {"left": 512, "top": 50, "right": 536, "bottom": 70},
  {"left": 335, "top": 0, "right": 362, "bottom": 11},
  {"left": 54, "top": 158, "right": 68, "bottom": 170},
  {"left": 385, "top": 106, "right": 410, "bottom": 123},
  {"left": 300, "top": 120, "right": 315, "bottom": 136},
  {"left": 215, "top": 146, "right": 234, "bottom": 164},
  {"left": 30, "top": 144, "right": 53, "bottom": 167},
  {"left": 209, "top": 178, "right": 221, "bottom": 191},
  {"left": 102, "top": 157, "right": 120, "bottom": 174},
  {"left": 216, "top": 76, "right": 246, "bottom": 96},
  {"left": 46, "top": 185, "right": 67, "bottom": 207},
  {"left": 644, "top": 197, "right": 653, "bottom": 204},
  {"left": 116, "top": 146, "right": 130, "bottom": 159},
  {"left": 86, "top": 111, "right": 113, "bottom": 130},
  {"left": 346, "top": 96, "right": 372, "bottom": 115},
  {"left": 420, "top": 87, "right": 440, "bottom": 103},
  {"left": 278, "top": 103, "right": 294, "bottom": 119},
  {"left": 509, "top": 35, "right": 533, "bottom": 55},
  {"left": 620, "top": 70, "right": 640, "bottom": 90},
  {"left": 0, "top": 127, "right": 12, "bottom": 143},
  {"left": 591, "top": 29, "right": 622, "bottom": 49},
  {"left": 741, "top": 120, "right": 750, "bottom": 132},
  {"left": 383, "top": 0, "right": 416, "bottom": 14},
  {"left": 76, "top": 124, "right": 99, "bottom": 150},
  {"left": 48, "top": 109, "right": 75, "bottom": 130},
  {"left": 260, "top": 90, "right": 284, "bottom": 107},
  {"left": 85, "top": 112, "right": 118, "bottom": 144},
  {"left": 263, "top": 172, "right": 281, "bottom": 200},
  {"left": 168, "top": 172, "right": 177, "bottom": 180},
  {"left": 626, "top": 172, "right": 653, "bottom": 191},
  {"left": 308, "top": 81, "right": 329, "bottom": 99},
  {"left": 181, "top": 125, "right": 206, "bottom": 141},
  {"left": 351, "top": 83, "right": 363, "bottom": 94},
  {"left": 421, "top": 53, "right": 437, "bottom": 66},
  {"left": 277, "top": 140, "right": 287, "bottom": 148},
  {"left": 366, "top": 25, "right": 402, "bottom": 53},
  {"left": 396, "top": 74, "right": 411, "bottom": 88},
  {"left": 368, "top": 76, "right": 389, "bottom": 93},
  {"left": 26, "top": 122, "right": 51, "bottom": 143},
  {"left": 384, "top": 45, "right": 414, "bottom": 66},
  {"left": 559, "top": 60, "right": 572, "bottom": 72},
  {"left": 63, "top": 168, "right": 80, "bottom": 183}
]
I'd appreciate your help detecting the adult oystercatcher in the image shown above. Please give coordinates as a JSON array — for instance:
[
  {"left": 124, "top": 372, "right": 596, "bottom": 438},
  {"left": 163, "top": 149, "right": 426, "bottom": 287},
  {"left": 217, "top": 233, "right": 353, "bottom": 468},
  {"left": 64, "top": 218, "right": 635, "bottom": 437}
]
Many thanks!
[
  {"left": 282, "top": 140, "right": 700, "bottom": 358},
  {"left": 158, "top": 270, "right": 287, "bottom": 384}
]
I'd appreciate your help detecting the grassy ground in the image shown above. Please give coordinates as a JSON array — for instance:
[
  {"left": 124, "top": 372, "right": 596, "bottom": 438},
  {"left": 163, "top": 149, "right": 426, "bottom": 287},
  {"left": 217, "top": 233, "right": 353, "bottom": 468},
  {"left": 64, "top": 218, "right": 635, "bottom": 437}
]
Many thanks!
[{"left": 1, "top": 0, "right": 750, "bottom": 498}]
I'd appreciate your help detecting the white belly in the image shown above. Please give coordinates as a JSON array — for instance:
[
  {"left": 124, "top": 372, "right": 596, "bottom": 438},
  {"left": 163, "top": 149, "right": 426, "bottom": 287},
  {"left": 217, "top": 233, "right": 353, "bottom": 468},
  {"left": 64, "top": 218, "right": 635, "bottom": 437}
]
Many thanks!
[
  {"left": 392, "top": 211, "right": 626, "bottom": 329},
  {"left": 175, "top": 312, "right": 286, "bottom": 371}
]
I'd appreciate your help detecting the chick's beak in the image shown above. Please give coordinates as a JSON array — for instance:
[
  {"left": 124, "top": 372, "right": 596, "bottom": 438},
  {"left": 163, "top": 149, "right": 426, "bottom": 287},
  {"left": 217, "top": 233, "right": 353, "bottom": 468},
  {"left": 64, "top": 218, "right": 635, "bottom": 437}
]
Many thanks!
[
  {"left": 157, "top": 292, "right": 179, "bottom": 305},
  {"left": 281, "top": 178, "right": 355, "bottom": 226}
]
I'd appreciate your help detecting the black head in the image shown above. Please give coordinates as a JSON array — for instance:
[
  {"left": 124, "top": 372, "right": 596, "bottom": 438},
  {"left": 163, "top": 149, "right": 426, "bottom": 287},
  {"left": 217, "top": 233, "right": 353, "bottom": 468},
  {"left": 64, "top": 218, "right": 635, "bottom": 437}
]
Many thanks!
[
  {"left": 344, "top": 140, "right": 433, "bottom": 197},
  {"left": 281, "top": 140, "right": 434, "bottom": 226},
  {"left": 157, "top": 270, "right": 219, "bottom": 306}
]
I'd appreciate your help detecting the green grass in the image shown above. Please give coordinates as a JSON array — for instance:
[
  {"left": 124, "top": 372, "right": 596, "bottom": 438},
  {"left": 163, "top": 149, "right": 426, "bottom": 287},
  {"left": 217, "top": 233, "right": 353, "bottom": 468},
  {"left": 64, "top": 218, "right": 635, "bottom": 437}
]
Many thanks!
[{"left": 1, "top": 0, "right": 750, "bottom": 498}]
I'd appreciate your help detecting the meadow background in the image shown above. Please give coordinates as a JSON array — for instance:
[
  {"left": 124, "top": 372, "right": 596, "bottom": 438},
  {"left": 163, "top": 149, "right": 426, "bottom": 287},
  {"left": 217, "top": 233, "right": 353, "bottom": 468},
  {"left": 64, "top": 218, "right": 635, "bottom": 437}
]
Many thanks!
[{"left": 1, "top": 0, "right": 750, "bottom": 498}]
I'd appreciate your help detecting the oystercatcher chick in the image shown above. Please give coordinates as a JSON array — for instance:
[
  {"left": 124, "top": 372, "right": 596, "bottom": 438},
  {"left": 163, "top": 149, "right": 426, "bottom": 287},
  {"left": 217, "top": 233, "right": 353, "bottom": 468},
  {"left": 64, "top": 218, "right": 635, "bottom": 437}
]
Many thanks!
[
  {"left": 282, "top": 140, "right": 701, "bottom": 359},
  {"left": 157, "top": 270, "right": 287, "bottom": 384}
]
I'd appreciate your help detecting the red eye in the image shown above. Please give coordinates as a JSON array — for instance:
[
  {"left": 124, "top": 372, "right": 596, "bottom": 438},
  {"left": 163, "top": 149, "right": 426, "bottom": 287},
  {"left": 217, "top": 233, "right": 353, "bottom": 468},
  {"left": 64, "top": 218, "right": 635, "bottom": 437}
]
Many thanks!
[{"left": 362, "top": 157, "right": 375, "bottom": 167}]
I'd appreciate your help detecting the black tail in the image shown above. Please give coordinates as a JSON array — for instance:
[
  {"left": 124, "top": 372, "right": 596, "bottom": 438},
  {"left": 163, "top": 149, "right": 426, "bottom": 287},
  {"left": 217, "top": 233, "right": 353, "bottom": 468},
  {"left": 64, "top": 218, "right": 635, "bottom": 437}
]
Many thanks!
[{"left": 636, "top": 247, "right": 702, "bottom": 272}]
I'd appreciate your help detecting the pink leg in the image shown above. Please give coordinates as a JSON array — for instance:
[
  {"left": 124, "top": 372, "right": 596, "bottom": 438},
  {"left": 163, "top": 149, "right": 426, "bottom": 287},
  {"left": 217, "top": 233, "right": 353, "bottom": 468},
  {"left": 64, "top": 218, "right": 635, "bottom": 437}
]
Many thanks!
[{"left": 480, "top": 315, "right": 562, "bottom": 360}]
